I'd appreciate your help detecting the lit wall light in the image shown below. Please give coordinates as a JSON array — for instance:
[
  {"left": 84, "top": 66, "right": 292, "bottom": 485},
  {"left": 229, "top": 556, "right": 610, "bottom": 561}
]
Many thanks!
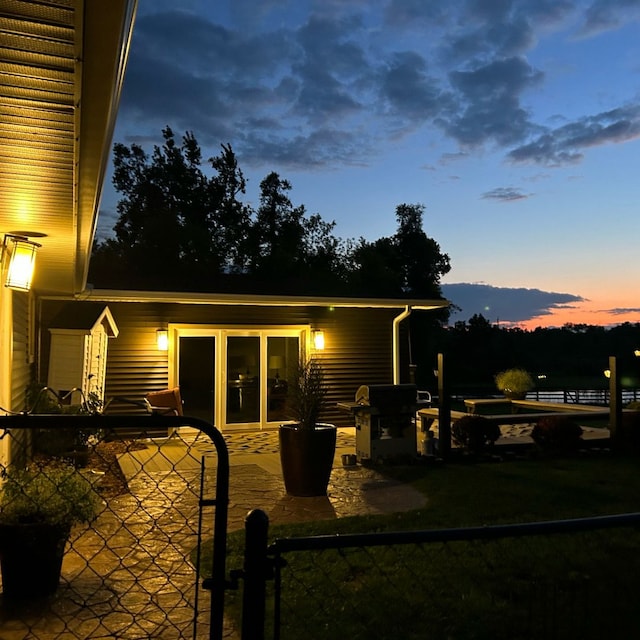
[
  {"left": 157, "top": 329, "right": 169, "bottom": 351},
  {"left": 635, "top": 350, "right": 640, "bottom": 357},
  {"left": 603, "top": 369, "right": 611, "bottom": 379},
  {"left": 2, "top": 235, "right": 41, "bottom": 291},
  {"left": 312, "top": 330, "right": 325, "bottom": 350}
]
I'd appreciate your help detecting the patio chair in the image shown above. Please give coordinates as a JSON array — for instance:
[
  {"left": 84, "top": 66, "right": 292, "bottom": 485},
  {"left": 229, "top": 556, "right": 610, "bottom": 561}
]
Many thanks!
[
  {"left": 144, "top": 387, "right": 183, "bottom": 438},
  {"left": 144, "top": 386, "right": 183, "bottom": 416}
]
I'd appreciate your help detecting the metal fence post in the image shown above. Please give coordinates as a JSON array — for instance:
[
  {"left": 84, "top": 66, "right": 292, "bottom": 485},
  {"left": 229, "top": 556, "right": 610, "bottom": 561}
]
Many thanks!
[{"left": 241, "top": 509, "right": 270, "bottom": 640}]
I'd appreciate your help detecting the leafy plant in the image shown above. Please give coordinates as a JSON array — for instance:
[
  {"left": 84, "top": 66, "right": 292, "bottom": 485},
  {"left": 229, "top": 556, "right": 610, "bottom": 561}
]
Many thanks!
[
  {"left": 285, "top": 358, "right": 327, "bottom": 430},
  {"left": 0, "top": 463, "right": 102, "bottom": 528},
  {"left": 27, "top": 383, "right": 102, "bottom": 462},
  {"left": 452, "top": 415, "right": 501, "bottom": 454},
  {"left": 531, "top": 415, "right": 583, "bottom": 453},
  {"left": 494, "top": 368, "right": 534, "bottom": 398}
]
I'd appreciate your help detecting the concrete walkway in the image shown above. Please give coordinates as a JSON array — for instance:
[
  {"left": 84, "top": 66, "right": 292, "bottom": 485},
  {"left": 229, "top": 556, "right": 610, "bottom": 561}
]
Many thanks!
[{"left": 118, "top": 427, "right": 428, "bottom": 532}]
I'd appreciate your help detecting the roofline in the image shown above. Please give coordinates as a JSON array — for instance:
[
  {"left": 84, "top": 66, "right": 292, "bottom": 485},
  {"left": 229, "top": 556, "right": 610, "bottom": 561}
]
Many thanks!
[{"left": 41, "top": 289, "right": 450, "bottom": 311}]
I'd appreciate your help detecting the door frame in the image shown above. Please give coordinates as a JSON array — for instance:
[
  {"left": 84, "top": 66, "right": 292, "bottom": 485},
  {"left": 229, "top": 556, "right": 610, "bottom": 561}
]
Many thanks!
[{"left": 168, "top": 324, "right": 310, "bottom": 431}]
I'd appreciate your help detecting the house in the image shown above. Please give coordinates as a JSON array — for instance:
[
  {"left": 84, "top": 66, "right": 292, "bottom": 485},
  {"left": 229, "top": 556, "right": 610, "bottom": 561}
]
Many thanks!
[
  {"left": 38, "top": 292, "right": 447, "bottom": 431},
  {"left": 0, "top": 1, "right": 137, "bottom": 465},
  {"left": 0, "top": 2, "right": 449, "bottom": 445}
]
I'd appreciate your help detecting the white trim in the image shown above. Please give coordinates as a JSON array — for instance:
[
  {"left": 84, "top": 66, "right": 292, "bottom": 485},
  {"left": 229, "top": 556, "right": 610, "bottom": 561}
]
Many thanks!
[
  {"left": 168, "top": 324, "right": 308, "bottom": 431},
  {"left": 68, "top": 288, "right": 449, "bottom": 311}
]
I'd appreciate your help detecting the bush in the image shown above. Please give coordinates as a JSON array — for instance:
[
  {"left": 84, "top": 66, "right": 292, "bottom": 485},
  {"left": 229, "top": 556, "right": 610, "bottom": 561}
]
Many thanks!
[
  {"left": 494, "top": 368, "right": 534, "bottom": 399},
  {"left": 531, "top": 416, "right": 583, "bottom": 453},
  {"left": 618, "top": 403, "right": 640, "bottom": 453},
  {"left": 452, "top": 415, "right": 501, "bottom": 454}
]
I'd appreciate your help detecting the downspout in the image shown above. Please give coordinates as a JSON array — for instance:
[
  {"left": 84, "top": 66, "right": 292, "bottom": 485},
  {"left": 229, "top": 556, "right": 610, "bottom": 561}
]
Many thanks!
[{"left": 392, "top": 306, "right": 411, "bottom": 385}]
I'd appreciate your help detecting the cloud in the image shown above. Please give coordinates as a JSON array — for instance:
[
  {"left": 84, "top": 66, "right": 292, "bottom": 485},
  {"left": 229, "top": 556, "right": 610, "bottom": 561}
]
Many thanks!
[
  {"left": 578, "top": 0, "right": 640, "bottom": 37},
  {"left": 609, "top": 307, "right": 640, "bottom": 315},
  {"left": 481, "top": 187, "right": 531, "bottom": 202},
  {"left": 441, "top": 283, "right": 584, "bottom": 324},
  {"left": 508, "top": 103, "right": 640, "bottom": 165},
  {"left": 114, "top": 1, "right": 640, "bottom": 175},
  {"left": 442, "top": 57, "right": 544, "bottom": 147}
]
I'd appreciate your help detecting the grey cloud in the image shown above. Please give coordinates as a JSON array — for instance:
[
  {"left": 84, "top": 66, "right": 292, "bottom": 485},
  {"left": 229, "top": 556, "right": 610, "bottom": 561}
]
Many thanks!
[
  {"left": 442, "top": 283, "right": 585, "bottom": 324},
  {"left": 290, "top": 14, "right": 371, "bottom": 123},
  {"left": 239, "top": 126, "right": 373, "bottom": 169},
  {"left": 443, "top": 57, "right": 543, "bottom": 147},
  {"left": 481, "top": 187, "right": 530, "bottom": 201},
  {"left": 383, "top": 0, "right": 450, "bottom": 28},
  {"left": 579, "top": 0, "right": 640, "bottom": 36},
  {"left": 508, "top": 104, "right": 640, "bottom": 165},
  {"left": 379, "top": 51, "right": 449, "bottom": 124},
  {"left": 610, "top": 307, "right": 640, "bottom": 315},
  {"left": 115, "top": 2, "right": 640, "bottom": 175}
]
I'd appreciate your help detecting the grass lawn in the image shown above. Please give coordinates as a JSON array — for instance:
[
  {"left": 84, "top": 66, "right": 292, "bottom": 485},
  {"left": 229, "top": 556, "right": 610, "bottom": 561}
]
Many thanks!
[{"left": 204, "top": 454, "right": 640, "bottom": 639}]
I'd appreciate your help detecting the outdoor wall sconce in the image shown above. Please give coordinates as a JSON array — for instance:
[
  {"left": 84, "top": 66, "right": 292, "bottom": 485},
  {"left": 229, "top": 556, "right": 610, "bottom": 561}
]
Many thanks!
[
  {"left": 635, "top": 350, "right": 640, "bottom": 358},
  {"left": 156, "top": 329, "right": 169, "bottom": 351},
  {"left": 2, "top": 234, "right": 41, "bottom": 291},
  {"left": 312, "top": 330, "right": 325, "bottom": 351},
  {"left": 604, "top": 369, "right": 611, "bottom": 379}
]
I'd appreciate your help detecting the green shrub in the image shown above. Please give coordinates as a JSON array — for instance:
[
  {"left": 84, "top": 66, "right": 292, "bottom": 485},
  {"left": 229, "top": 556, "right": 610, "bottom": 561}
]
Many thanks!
[
  {"left": 531, "top": 416, "right": 583, "bottom": 453},
  {"left": 452, "top": 415, "right": 501, "bottom": 454},
  {"left": 495, "top": 368, "right": 534, "bottom": 399},
  {"left": 0, "top": 463, "right": 102, "bottom": 528}
]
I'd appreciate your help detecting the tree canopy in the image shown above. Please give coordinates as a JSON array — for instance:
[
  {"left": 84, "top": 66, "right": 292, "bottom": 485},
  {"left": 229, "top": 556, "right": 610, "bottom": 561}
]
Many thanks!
[{"left": 91, "top": 127, "right": 451, "bottom": 302}]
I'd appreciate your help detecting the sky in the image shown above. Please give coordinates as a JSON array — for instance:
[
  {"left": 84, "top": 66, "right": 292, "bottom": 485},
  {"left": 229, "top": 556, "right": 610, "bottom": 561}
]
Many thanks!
[{"left": 98, "top": 0, "right": 640, "bottom": 330}]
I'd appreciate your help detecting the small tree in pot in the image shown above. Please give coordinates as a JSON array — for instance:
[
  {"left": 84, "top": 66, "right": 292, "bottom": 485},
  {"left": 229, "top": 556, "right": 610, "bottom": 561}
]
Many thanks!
[
  {"left": 278, "top": 358, "right": 337, "bottom": 496},
  {"left": 495, "top": 368, "right": 534, "bottom": 400},
  {"left": 0, "top": 463, "right": 102, "bottom": 598}
]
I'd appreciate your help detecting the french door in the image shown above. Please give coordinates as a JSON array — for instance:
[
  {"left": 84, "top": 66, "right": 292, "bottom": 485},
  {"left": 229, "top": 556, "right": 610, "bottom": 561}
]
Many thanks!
[{"left": 171, "top": 326, "right": 306, "bottom": 431}]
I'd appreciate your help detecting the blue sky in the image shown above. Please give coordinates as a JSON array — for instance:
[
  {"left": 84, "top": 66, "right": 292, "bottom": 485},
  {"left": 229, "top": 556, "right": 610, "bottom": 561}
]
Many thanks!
[{"left": 99, "top": 0, "right": 640, "bottom": 328}]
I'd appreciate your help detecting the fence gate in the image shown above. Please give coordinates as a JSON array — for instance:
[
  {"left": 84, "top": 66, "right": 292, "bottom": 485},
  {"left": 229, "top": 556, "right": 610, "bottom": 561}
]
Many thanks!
[{"left": 0, "top": 413, "right": 230, "bottom": 640}]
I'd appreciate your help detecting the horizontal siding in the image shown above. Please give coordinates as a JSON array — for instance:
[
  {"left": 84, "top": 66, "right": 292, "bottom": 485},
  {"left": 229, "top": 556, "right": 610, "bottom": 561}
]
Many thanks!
[
  {"left": 40, "top": 300, "right": 412, "bottom": 427},
  {"left": 11, "top": 291, "right": 31, "bottom": 411}
]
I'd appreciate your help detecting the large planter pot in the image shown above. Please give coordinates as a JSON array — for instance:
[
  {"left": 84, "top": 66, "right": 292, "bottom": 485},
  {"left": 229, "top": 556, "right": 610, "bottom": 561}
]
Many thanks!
[
  {"left": 0, "top": 523, "right": 70, "bottom": 598},
  {"left": 279, "top": 423, "right": 337, "bottom": 497}
]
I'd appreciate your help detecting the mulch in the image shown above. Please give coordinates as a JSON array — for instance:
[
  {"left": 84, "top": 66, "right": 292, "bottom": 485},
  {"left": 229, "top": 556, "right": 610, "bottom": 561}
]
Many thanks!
[{"left": 88, "top": 440, "right": 148, "bottom": 498}]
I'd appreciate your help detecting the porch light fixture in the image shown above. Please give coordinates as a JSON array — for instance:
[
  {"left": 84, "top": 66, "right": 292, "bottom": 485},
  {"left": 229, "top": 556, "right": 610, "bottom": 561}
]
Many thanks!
[
  {"left": 312, "top": 330, "right": 325, "bottom": 351},
  {"left": 2, "top": 235, "right": 41, "bottom": 291},
  {"left": 156, "top": 329, "right": 169, "bottom": 351},
  {"left": 635, "top": 350, "right": 640, "bottom": 357}
]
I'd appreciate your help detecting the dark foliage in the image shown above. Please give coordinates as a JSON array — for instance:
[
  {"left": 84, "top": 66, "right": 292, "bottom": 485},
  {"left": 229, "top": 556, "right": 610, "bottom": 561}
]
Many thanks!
[
  {"left": 452, "top": 415, "right": 501, "bottom": 454},
  {"left": 91, "top": 129, "right": 450, "bottom": 302},
  {"left": 531, "top": 416, "right": 583, "bottom": 453}
]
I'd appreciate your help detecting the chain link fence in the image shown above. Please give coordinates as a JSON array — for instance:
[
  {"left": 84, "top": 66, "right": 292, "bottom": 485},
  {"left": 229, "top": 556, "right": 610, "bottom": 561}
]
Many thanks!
[
  {"left": 241, "top": 511, "right": 640, "bottom": 640},
  {"left": 0, "top": 414, "right": 229, "bottom": 640}
]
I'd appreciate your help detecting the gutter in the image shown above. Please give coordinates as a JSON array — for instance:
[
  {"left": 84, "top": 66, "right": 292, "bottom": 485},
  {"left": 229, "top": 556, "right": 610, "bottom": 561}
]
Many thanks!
[{"left": 392, "top": 305, "right": 412, "bottom": 385}]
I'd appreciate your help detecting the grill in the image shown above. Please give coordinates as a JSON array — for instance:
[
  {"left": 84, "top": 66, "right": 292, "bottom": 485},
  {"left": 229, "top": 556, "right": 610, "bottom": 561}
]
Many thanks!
[{"left": 352, "top": 384, "right": 418, "bottom": 462}]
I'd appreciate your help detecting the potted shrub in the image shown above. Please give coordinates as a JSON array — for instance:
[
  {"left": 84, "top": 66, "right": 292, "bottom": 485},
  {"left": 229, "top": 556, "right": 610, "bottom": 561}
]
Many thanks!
[
  {"left": 495, "top": 368, "right": 534, "bottom": 400},
  {"left": 0, "top": 463, "right": 102, "bottom": 598},
  {"left": 278, "top": 358, "right": 337, "bottom": 497}
]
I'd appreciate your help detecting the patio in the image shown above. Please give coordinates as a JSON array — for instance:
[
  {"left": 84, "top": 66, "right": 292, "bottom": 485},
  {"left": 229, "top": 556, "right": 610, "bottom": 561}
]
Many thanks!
[{"left": 0, "top": 425, "right": 427, "bottom": 640}]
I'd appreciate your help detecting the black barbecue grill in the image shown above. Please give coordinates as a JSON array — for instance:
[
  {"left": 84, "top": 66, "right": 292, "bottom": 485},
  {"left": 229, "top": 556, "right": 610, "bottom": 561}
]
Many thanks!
[{"left": 348, "top": 384, "right": 419, "bottom": 462}]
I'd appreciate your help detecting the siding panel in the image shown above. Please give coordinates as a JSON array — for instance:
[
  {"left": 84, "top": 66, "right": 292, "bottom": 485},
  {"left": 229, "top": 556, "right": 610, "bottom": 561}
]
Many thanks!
[{"left": 41, "top": 300, "right": 412, "bottom": 427}]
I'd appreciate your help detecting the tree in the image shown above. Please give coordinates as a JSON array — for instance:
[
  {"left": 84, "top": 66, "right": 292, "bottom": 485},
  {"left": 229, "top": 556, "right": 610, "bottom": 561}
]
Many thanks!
[
  {"left": 91, "top": 131, "right": 252, "bottom": 288},
  {"left": 348, "top": 203, "right": 451, "bottom": 299}
]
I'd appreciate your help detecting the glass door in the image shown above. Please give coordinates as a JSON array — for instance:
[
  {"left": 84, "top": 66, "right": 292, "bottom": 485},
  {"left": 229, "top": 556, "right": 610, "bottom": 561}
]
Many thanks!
[
  {"left": 225, "top": 336, "right": 260, "bottom": 425},
  {"left": 173, "top": 325, "right": 306, "bottom": 431},
  {"left": 266, "top": 336, "right": 299, "bottom": 423},
  {"left": 178, "top": 336, "right": 215, "bottom": 422}
]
